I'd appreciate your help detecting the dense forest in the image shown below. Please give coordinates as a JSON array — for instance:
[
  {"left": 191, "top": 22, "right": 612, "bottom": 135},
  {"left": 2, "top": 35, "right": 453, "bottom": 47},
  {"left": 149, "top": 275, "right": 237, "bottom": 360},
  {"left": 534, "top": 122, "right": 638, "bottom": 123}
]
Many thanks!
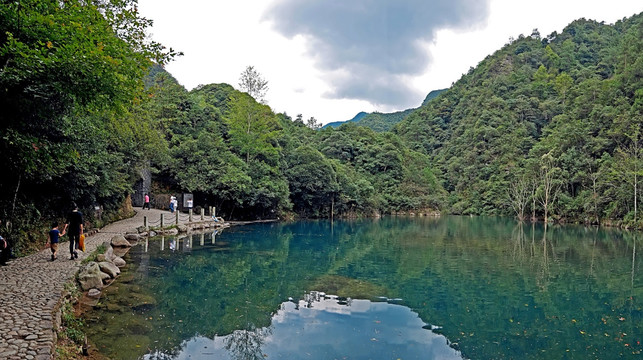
[
  {"left": 145, "top": 70, "right": 444, "bottom": 220},
  {"left": 1, "top": 0, "right": 642, "bottom": 254},
  {"left": 396, "top": 13, "right": 643, "bottom": 226}
]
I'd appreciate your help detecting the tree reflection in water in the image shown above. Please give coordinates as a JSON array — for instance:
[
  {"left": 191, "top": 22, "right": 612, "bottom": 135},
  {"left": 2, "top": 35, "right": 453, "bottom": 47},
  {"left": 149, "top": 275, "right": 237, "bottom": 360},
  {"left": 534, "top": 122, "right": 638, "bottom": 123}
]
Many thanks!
[{"left": 224, "top": 325, "right": 272, "bottom": 360}]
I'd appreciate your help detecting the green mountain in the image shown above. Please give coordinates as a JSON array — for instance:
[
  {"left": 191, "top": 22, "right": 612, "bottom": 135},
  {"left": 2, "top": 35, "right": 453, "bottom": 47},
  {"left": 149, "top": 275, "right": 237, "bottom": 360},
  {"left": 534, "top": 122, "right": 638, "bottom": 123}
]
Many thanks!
[
  {"left": 323, "top": 111, "right": 369, "bottom": 129},
  {"left": 323, "top": 89, "right": 447, "bottom": 132},
  {"left": 395, "top": 13, "right": 643, "bottom": 225}
]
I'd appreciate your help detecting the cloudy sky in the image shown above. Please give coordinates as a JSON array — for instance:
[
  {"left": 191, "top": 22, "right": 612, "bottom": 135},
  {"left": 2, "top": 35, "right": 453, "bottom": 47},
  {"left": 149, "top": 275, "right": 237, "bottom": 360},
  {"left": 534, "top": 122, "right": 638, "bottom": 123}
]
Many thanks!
[{"left": 138, "top": 0, "right": 643, "bottom": 125}]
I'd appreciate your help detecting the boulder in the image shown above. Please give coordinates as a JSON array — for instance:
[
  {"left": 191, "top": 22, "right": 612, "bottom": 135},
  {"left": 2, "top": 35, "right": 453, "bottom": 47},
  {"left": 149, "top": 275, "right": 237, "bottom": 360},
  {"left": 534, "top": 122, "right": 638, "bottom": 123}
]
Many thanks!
[
  {"left": 97, "top": 254, "right": 107, "bottom": 262},
  {"left": 148, "top": 231, "right": 157, "bottom": 237},
  {"left": 87, "top": 289, "right": 101, "bottom": 298},
  {"left": 111, "top": 235, "right": 132, "bottom": 248},
  {"left": 79, "top": 262, "right": 102, "bottom": 276},
  {"left": 113, "top": 257, "right": 126, "bottom": 267},
  {"left": 112, "top": 247, "right": 130, "bottom": 258},
  {"left": 125, "top": 233, "right": 141, "bottom": 242},
  {"left": 99, "top": 271, "right": 111, "bottom": 283},
  {"left": 177, "top": 225, "right": 189, "bottom": 233},
  {"left": 104, "top": 245, "right": 116, "bottom": 262},
  {"left": 78, "top": 274, "right": 103, "bottom": 291},
  {"left": 99, "top": 261, "right": 121, "bottom": 278}
]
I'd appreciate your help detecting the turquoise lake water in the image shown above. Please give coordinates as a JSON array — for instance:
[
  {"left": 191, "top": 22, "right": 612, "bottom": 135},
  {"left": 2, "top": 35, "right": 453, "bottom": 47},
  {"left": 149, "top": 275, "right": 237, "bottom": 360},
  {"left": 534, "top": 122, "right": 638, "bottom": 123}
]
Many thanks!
[{"left": 84, "top": 216, "right": 642, "bottom": 359}]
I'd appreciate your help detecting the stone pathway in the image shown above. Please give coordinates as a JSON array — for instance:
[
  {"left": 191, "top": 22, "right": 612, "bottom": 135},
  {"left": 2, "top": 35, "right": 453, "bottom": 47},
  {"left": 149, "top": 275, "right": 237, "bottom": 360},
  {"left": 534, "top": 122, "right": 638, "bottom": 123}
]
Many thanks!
[{"left": 0, "top": 208, "right": 208, "bottom": 360}]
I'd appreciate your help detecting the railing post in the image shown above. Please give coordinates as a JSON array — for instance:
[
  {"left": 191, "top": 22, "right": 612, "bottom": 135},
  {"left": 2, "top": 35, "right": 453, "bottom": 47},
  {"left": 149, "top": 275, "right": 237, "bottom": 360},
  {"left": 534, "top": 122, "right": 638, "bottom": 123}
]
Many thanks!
[
  {"left": 160, "top": 214, "right": 164, "bottom": 230},
  {"left": 201, "top": 208, "right": 205, "bottom": 221},
  {"left": 175, "top": 211, "right": 179, "bottom": 225},
  {"left": 189, "top": 209, "right": 193, "bottom": 222},
  {"left": 144, "top": 216, "right": 148, "bottom": 231},
  {"left": 213, "top": 207, "right": 216, "bottom": 219}
]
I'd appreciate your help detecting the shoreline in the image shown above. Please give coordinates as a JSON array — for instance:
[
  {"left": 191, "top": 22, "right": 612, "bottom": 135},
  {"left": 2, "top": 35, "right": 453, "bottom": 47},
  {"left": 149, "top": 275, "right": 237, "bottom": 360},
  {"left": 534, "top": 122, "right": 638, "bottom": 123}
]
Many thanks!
[{"left": 0, "top": 208, "right": 224, "bottom": 360}]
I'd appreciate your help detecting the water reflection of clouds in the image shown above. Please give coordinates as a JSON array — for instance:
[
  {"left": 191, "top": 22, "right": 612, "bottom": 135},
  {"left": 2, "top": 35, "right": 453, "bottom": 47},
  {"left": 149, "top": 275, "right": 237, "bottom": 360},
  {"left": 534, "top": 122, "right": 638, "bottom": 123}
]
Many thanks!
[{"left": 152, "top": 298, "right": 462, "bottom": 360}]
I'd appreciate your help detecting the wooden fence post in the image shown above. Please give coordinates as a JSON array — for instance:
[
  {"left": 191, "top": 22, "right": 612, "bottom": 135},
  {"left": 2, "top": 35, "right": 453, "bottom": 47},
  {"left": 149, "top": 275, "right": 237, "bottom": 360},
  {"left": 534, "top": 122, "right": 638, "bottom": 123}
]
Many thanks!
[
  {"left": 175, "top": 211, "right": 179, "bottom": 225},
  {"left": 160, "top": 214, "right": 164, "bottom": 230},
  {"left": 201, "top": 208, "right": 205, "bottom": 221},
  {"left": 144, "top": 216, "right": 148, "bottom": 231},
  {"left": 189, "top": 209, "right": 193, "bottom": 222}
]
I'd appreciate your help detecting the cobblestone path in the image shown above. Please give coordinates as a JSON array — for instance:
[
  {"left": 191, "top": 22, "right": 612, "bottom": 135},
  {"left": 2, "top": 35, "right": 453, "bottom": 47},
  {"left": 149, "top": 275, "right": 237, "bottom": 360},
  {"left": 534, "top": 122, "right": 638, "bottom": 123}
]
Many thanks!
[{"left": 0, "top": 208, "right": 197, "bottom": 359}]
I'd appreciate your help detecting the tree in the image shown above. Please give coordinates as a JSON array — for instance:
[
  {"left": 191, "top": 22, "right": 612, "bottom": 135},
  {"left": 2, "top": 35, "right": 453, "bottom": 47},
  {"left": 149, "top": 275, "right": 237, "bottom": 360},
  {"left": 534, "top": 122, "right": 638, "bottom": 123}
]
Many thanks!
[
  {"left": 285, "top": 146, "right": 338, "bottom": 217},
  {"left": 610, "top": 129, "right": 642, "bottom": 224},
  {"left": 225, "top": 93, "right": 281, "bottom": 164},
  {"left": 538, "top": 152, "right": 561, "bottom": 223},
  {"left": 238, "top": 66, "right": 269, "bottom": 103},
  {"left": 508, "top": 172, "right": 530, "bottom": 221},
  {"left": 0, "top": 0, "right": 177, "bottom": 248},
  {"left": 306, "top": 116, "right": 321, "bottom": 130}
]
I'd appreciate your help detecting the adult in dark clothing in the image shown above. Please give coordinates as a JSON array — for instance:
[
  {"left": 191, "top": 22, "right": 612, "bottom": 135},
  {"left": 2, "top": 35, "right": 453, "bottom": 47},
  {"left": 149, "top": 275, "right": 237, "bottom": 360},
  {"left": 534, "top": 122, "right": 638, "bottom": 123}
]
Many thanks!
[
  {"left": 0, "top": 235, "right": 9, "bottom": 265},
  {"left": 63, "top": 203, "right": 83, "bottom": 260}
]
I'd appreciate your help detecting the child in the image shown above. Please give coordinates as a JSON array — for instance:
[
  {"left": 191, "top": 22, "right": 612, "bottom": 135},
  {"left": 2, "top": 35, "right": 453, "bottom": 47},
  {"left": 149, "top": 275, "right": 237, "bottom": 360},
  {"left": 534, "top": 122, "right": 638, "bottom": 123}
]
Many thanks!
[{"left": 47, "top": 222, "right": 63, "bottom": 261}]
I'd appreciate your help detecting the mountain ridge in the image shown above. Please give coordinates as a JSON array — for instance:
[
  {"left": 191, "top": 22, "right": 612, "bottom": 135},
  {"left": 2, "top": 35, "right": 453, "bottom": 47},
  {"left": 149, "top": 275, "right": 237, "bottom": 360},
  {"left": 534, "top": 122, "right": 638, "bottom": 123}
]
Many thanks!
[{"left": 323, "top": 88, "right": 447, "bottom": 131}]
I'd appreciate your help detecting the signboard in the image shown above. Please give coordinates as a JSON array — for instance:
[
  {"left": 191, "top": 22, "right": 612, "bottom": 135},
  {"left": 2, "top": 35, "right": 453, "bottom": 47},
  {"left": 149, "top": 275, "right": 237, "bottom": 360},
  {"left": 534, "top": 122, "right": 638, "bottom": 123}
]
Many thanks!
[{"left": 183, "top": 193, "right": 193, "bottom": 208}]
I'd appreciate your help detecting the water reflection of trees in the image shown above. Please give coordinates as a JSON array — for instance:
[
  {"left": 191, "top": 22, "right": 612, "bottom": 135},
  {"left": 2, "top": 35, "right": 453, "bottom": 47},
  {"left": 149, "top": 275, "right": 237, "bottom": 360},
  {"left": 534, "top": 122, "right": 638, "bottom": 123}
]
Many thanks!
[
  {"left": 87, "top": 218, "right": 642, "bottom": 360},
  {"left": 224, "top": 325, "right": 272, "bottom": 360}
]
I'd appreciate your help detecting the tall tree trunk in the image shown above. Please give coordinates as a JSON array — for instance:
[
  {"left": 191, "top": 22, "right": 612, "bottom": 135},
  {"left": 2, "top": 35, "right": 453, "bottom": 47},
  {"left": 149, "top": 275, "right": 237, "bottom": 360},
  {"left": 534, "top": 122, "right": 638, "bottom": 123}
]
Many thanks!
[{"left": 11, "top": 174, "right": 21, "bottom": 219}]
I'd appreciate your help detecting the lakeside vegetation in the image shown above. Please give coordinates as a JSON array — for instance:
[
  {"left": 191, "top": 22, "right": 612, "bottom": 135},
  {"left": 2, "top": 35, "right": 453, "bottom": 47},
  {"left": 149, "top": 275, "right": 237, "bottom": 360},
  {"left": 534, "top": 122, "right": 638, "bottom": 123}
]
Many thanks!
[
  {"left": 396, "top": 14, "right": 643, "bottom": 226},
  {"left": 1, "top": 1, "right": 643, "bottom": 253}
]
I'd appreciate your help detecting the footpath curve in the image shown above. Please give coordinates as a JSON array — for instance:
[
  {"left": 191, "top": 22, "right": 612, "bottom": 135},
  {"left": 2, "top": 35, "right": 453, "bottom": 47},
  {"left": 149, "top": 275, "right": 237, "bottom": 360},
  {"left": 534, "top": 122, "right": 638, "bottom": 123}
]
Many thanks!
[{"left": 0, "top": 208, "right": 185, "bottom": 360}]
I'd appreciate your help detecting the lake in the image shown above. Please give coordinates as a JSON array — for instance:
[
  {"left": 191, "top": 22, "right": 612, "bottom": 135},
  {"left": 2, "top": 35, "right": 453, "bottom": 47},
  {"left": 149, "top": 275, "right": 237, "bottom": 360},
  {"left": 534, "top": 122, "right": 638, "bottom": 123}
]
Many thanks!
[{"left": 83, "top": 216, "right": 642, "bottom": 359}]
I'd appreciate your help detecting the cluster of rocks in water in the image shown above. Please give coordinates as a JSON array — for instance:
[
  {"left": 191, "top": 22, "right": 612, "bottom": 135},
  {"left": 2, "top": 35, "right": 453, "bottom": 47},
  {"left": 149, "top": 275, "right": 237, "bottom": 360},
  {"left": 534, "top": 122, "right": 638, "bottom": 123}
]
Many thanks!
[
  {"left": 77, "top": 220, "right": 229, "bottom": 297},
  {"left": 77, "top": 235, "right": 132, "bottom": 295}
]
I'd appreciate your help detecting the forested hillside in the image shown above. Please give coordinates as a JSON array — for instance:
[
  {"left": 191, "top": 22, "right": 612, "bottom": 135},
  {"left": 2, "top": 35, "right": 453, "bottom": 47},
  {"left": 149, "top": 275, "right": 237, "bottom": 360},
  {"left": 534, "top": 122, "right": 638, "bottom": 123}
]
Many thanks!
[
  {"left": 323, "top": 89, "right": 446, "bottom": 132},
  {"left": 144, "top": 69, "right": 445, "bottom": 220},
  {"left": 396, "top": 14, "right": 643, "bottom": 226}
]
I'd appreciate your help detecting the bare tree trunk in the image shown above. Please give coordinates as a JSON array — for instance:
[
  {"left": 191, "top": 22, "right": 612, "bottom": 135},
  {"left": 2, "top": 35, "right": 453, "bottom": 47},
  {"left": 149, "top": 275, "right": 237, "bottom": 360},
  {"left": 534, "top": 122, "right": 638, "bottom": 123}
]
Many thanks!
[
  {"left": 11, "top": 174, "right": 21, "bottom": 219},
  {"left": 508, "top": 175, "right": 529, "bottom": 221},
  {"left": 530, "top": 179, "right": 537, "bottom": 221},
  {"left": 539, "top": 152, "right": 559, "bottom": 224}
]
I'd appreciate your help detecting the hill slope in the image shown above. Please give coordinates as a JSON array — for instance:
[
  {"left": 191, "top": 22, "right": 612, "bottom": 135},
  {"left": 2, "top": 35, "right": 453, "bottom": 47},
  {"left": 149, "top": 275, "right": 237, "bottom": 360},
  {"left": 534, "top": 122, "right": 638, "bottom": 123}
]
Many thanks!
[
  {"left": 395, "top": 13, "right": 643, "bottom": 224},
  {"left": 323, "top": 89, "right": 447, "bottom": 131}
]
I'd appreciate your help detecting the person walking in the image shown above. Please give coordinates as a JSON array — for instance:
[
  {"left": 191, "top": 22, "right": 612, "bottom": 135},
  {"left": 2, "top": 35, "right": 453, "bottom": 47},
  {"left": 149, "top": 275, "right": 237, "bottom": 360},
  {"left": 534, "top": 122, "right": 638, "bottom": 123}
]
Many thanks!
[
  {"left": 46, "top": 222, "right": 62, "bottom": 261},
  {"left": 63, "top": 202, "right": 83, "bottom": 260},
  {"left": 143, "top": 193, "right": 151, "bottom": 210},
  {"left": 169, "top": 195, "right": 175, "bottom": 213}
]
